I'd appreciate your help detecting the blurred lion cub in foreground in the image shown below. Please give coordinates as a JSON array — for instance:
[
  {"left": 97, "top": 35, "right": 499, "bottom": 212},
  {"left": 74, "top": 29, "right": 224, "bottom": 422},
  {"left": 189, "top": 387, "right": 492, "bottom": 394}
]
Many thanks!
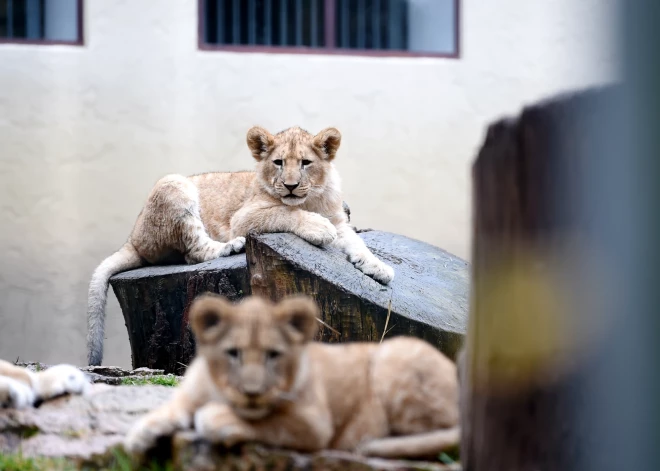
[
  {"left": 124, "top": 294, "right": 460, "bottom": 459},
  {"left": 0, "top": 360, "right": 90, "bottom": 409}
]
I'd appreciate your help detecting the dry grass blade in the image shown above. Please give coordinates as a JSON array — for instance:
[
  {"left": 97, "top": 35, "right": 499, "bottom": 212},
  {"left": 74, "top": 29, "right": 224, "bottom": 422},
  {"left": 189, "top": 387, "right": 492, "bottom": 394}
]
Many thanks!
[
  {"left": 380, "top": 299, "right": 392, "bottom": 343},
  {"left": 316, "top": 317, "right": 341, "bottom": 337},
  {"left": 383, "top": 323, "right": 397, "bottom": 338}
]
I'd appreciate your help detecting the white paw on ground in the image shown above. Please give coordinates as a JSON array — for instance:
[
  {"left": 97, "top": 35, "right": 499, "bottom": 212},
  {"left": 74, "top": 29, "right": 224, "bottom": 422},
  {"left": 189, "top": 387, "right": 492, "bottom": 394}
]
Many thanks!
[
  {"left": 36, "top": 364, "right": 91, "bottom": 400},
  {"left": 194, "top": 403, "right": 249, "bottom": 446},
  {"left": 0, "top": 376, "right": 35, "bottom": 409},
  {"left": 124, "top": 411, "right": 191, "bottom": 456}
]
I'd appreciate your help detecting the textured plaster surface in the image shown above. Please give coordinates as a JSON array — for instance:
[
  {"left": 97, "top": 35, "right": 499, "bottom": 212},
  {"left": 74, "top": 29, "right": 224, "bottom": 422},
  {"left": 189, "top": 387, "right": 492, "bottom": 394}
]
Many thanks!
[{"left": 0, "top": 0, "right": 618, "bottom": 367}]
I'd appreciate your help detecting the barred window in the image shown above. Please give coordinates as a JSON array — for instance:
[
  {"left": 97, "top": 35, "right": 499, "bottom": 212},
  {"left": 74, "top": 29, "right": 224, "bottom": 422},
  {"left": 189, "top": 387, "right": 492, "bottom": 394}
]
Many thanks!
[
  {"left": 0, "top": 0, "right": 82, "bottom": 44},
  {"left": 201, "top": 0, "right": 459, "bottom": 57}
]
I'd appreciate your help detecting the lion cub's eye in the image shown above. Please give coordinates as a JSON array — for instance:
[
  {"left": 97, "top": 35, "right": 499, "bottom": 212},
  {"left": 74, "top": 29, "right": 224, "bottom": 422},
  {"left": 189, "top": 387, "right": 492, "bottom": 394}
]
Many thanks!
[
  {"left": 273, "top": 159, "right": 283, "bottom": 166},
  {"left": 266, "top": 350, "right": 282, "bottom": 361},
  {"left": 226, "top": 348, "right": 240, "bottom": 359},
  {"left": 301, "top": 160, "right": 312, "bottom": 167}
]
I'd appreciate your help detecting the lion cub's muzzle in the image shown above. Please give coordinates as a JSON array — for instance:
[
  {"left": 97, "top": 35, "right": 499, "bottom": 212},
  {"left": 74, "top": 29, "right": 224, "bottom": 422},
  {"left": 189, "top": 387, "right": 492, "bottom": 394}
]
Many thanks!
[
  {"left": 279, "top": 183, "right": 307, "bottom": 200},
  {"left": 276, "top": 180, "right": 308, "bottom": 203},
  {"left": 233, "top": 392, "right": 275, "bottom": 420}
]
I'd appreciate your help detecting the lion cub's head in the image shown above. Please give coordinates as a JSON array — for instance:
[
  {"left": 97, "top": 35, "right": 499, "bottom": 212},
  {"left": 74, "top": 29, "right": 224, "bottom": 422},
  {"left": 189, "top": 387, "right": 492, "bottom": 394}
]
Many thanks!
[
  {"left": 246, "top": 126, "right": 341, "bottom": 206},
  {"left": 189, "top": 293, "right": 319, "bottom": 420}
]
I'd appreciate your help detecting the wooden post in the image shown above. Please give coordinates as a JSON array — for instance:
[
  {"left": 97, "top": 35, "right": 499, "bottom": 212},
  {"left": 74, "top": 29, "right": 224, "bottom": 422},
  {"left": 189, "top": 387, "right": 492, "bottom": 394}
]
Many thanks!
[{"left": 462, "top": 86, "right": 619, "bottom": 471}]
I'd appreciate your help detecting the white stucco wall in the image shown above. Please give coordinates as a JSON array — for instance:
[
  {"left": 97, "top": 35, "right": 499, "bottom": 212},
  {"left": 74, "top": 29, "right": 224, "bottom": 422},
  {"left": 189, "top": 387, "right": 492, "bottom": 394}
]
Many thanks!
[{"left": 0, "top": 0, "right": 618, "bottom": 367}]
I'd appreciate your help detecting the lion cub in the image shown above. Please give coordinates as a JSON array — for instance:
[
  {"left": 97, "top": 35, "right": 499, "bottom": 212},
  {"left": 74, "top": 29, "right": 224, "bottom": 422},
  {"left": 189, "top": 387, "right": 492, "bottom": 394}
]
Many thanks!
[
  {"left": 0, "top": 360, "right": 90, "bottom": 409},
  {"left": 124, "top": 294, "right": 460, "bottom": 459},
  {"left": 87, "top": 126, "right": 395, "bottom": 367}
]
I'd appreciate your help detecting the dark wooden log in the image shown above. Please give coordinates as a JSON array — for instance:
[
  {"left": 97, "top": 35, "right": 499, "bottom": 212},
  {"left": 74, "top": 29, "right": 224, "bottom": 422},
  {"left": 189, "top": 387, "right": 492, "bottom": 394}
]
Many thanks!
[
  {"left": 246, "top": 231, "right": 468, "bottom": 360},
  {"left": 110, "top": 227, "right": 469, "bottom": 373},
  {"left": 462, "top": 85, "right": 620, "bottom": 471},
  {"left": 110, "top": 256, "right": 249, "bottom": 374}
]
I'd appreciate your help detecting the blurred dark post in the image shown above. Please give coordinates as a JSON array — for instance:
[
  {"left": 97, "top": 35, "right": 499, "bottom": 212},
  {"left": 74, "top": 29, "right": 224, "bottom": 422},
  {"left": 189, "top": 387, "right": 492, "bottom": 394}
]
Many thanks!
[
  {"left": 462, "top": 2, "right": 660, "bottom": 470},
  {"left": 462, "top": 87, "right": 617, "bottom": 470}
]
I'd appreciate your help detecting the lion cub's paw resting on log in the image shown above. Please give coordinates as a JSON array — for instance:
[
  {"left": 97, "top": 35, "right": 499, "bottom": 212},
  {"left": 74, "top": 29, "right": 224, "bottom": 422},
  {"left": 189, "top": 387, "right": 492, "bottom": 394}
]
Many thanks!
[
  {"left": 87, "top": 126, "right": 394, "bottom": 366},
  {"left": 124, "top": 294, "right": 459, "bottom": 460},
  {"left": 0, "top": 360, "right": 90, "bottom": 409}
]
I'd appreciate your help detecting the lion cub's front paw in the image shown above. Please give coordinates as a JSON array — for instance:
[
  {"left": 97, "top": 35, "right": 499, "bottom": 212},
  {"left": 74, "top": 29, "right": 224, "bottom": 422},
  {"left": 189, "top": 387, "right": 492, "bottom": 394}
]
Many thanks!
[
  {"left": 0, "top": 377, "right": 35, "bottom": 409},
  {"left": 349, "top": 253, "right": 395, "bottom": 285},
  {"left": 296, "top": 214, "right": 337, "bottom": 246},
  {"left": 34, "top": 364, "right": 91, "bottom": 401},
  {"left": 227, "top": 236, "right": 246, "bottom": 254},
  {"left": 124, "top": 411, "right": 191, "bottom": 456},
  {"left": 194, "top": 403, "right": 254, "bottom": 447}
]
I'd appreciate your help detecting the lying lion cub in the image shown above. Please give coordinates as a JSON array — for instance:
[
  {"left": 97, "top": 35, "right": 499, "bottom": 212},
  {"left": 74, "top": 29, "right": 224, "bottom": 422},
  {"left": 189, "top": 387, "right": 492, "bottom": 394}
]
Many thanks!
[
  {"left": 124, "top": 294, "right": 460, "bottom": 459},
  {"left": 0, "top": 360, "right": 90, "bottom": 409},
  {"left": 87, "top": 125, "right": 395, "bottom": 367}
]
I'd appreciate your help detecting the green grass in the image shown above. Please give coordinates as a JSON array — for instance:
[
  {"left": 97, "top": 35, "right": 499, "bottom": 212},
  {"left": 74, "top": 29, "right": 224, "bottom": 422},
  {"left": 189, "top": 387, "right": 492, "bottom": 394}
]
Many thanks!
[
  {"left": 104, "top": 449, "right": 175, "bottom": 471},
  {"left": 438, "top": 445, "right": 460, "bottom": 465},
  {"left": 119, "top": 375, "right": 179, "bottom": 387},
  {"left": 0, "top": 450, "right": 175, "bottom": 471},
  {"left": 0, "top": 453, "right": 76, "bottom": 471}
]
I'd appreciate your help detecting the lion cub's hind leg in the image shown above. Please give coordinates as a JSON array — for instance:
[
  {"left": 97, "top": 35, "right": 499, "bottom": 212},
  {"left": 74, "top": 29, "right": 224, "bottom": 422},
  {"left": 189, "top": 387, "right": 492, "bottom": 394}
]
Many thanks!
[
  {"left": 134, "top": 175, "right": 246, "bottom": 265},
  {"left": 183, "top": 231, "right": 246, "bottom": 264},
  {"left": 0, "top": 360, "right": 90, "bottom": 409},
  {"left": 357, "top": 337, "right": 460, "bottom": 459},
  {"left": 173, "top": 181, "right": 245, "bottom": 263},
  {"left": 32, "top": 365, "right": 91, "bottom": 402}
]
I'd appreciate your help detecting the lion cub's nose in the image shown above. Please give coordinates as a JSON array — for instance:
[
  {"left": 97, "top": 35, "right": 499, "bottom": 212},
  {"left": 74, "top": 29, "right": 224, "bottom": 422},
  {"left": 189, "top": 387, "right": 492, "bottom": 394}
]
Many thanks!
[
  {"left": 284, "top": 183, "right": 299, "bottom": 192},
  {"left": 243, "top": 389, "right": 264, "bottom": 401}
]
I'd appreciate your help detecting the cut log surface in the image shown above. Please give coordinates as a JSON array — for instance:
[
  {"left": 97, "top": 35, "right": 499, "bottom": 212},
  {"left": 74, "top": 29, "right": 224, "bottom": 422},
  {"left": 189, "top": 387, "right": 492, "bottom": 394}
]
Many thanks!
[
  {"left": 248, "top": 231, "right": 468, "bottom": 357},
  {"left": 110, "top": 230, "right": 469, "bottom": 373}
]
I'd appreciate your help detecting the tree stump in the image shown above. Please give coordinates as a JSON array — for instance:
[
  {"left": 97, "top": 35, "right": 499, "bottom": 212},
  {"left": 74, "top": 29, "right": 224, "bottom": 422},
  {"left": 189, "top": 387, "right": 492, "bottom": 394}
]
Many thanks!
[
  {"left": 247, "top": 231, "right": 467, "bottom": 357},
  {"left": 110, "top": 230, "right": 469, "bottom": 373},
  {"left": 462, "top": 85, "right": 619, "bottom": 471},
  {"left": 110, "top": 256, "right": 249, "bottom": 374}
]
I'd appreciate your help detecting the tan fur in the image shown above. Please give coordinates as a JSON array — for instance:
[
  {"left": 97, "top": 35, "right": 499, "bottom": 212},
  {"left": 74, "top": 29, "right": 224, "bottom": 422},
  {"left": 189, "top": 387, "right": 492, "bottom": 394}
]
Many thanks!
[
  {"left": 124, "top": 294, "right": 459, "bottom": 460},
  {"left": 0, "top": 360, "right": 90, "bottom": 409},
  {"left": 87, "top": 126, "right": 394, "bottom": 366}
]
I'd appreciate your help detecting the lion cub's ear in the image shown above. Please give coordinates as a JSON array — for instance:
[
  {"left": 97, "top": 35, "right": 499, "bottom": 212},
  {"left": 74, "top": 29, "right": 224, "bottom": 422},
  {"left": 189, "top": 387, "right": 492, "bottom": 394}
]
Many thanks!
[
  {"left": 247, "top": 126, "right": 275, "bottom": 161},
  {"left": 190, "top": 293, "right": 233, "bottom": 344},
  {"left": 274, "top": 296, "right": 320, "bottom": 344},
  {"left": 312, "top": 127, "right": 341, "bottom": 161}
]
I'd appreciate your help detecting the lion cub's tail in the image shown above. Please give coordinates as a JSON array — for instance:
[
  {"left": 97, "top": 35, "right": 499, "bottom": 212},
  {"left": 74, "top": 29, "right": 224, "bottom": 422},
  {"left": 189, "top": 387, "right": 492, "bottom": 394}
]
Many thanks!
[
  {"left": 86, "top": 242, "right": 142, "bottom": 366},
  {"left": 362, "top": 426, "right": 460, "bottom": 459}
]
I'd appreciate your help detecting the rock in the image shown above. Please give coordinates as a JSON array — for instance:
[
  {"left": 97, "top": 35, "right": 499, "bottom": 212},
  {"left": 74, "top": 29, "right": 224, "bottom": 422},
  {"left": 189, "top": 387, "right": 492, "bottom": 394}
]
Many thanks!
[
  {"left": 79, "top": 366, "right": 136, "bottom": 377},
  {"left": 0, "top": 385, "right": 460, "bottom": 470},
  {"left": 173, "top": 433, "right": 460, "bottom": 471},
  {"left": 14, "top": 362, "right": 176, "bottom": 385},
  {"left": 131, "top": 367, "right": 165, "bottom": 376},
  {"left": 0, "top": 384, "right": 173, "bottom": 463}
]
